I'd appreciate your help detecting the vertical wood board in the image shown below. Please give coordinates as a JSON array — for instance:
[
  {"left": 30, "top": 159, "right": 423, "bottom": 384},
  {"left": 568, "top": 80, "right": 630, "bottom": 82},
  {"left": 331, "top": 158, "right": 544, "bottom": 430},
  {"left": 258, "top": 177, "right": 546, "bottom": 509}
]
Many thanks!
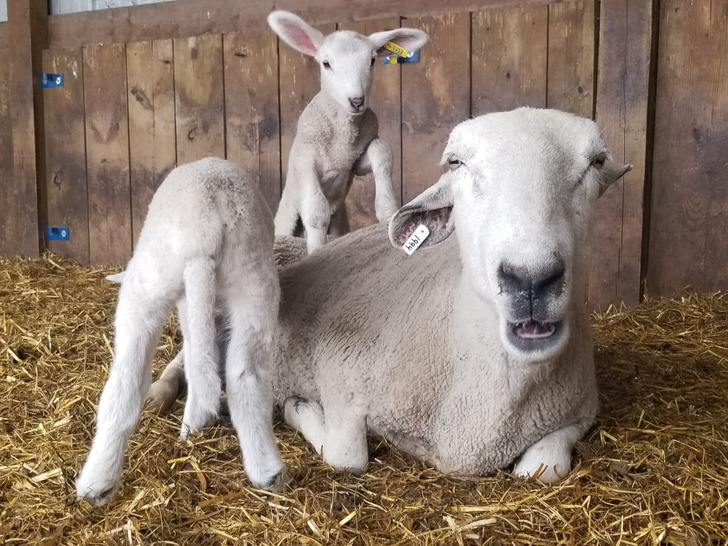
[
  {"left": 401, "top": 14, "right": 471, "bottom": 203},
  {"left": 127, "top": 39, "right": 176, "bottom": 248},
  {"left": 0, "top": 50, "right": 14, "bottom": 257},
  {"left": 340, "top": 17, "right": 403, "bottom": 230},
  {"left": 223, "top": 28, "right": 281, "bottom": 214},
  {"left": 174, "top": 34, "right": 225, "bottom": 164},
  {"left": 83, "top": 43, "right": 132, "bottom": 265},
  {"left": 42, "top": 48, "right": 90, "bottom": 264},
  {"left": 648, "top": 0, "right": 728, "bottom": 296},
  {"left": 471, "top": 5, "right": 549, "bottom": 116}
]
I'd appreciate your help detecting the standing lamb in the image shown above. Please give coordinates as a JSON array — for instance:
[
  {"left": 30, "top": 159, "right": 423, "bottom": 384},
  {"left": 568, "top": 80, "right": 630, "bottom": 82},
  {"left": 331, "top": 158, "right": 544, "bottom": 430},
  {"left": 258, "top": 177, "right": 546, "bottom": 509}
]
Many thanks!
[
  {"left": 76, "top": 158, "right": 285, "bottom": 506},
  {"left": 274, "top": 108, "right": 631, "bottom": 481},
  {"left": 269, "top": 10, "right": 429, "bottom": 253}
]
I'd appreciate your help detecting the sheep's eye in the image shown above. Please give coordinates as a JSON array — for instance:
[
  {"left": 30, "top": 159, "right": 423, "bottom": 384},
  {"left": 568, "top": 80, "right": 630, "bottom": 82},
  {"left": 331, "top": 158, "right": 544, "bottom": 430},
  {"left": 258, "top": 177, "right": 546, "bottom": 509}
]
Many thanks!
[
  {"left": 322, "top": 60, "right": 331, "bottom": 70},
  {"left": 591, "top": 154, "right": 606, "bottom": 168},
  {"left": 447, "top": 156, "right": 462, "bottom": 170}
]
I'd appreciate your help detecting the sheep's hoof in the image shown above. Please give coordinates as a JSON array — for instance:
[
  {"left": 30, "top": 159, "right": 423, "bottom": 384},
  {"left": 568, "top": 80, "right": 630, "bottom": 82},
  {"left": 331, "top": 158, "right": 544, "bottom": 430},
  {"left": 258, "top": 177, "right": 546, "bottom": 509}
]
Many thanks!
[{"left": 259, "top": 466, "right": 288, "bottom": 493}]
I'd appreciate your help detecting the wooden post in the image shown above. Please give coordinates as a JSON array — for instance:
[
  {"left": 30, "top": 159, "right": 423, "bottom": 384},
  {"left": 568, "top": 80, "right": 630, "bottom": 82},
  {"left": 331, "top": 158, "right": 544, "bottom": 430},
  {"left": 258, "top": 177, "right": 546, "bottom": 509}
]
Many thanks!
[{"left": 5, "top": 0, "right": 47, "bottom": 258}]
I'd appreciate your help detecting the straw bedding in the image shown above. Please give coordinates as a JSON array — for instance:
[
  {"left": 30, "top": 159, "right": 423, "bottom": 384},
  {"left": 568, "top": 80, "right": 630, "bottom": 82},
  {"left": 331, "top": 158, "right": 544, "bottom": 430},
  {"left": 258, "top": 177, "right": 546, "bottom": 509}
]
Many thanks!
[{"left": 1, "top": 253, "right": 727, "bottom": 545}]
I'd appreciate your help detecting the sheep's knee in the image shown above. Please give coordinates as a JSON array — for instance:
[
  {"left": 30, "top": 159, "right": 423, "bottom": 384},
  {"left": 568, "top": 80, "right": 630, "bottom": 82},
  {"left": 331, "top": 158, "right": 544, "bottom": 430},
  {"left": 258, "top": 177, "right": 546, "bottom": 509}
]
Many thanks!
[
  {"left": 513, "top": 423, "right": 584, "bottom": 483},
  {"left": 146, "top": 351, "right": 185, "bottom": 414},
  {"left": 284, "top": 396, "right": 326, "bottom": 454}
]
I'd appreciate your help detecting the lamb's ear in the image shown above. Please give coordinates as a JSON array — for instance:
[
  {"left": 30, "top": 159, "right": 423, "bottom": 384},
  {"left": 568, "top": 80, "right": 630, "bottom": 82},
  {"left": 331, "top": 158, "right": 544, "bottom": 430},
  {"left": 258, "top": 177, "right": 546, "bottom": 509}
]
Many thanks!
[
  {"left": 267, "top": 11, "right": 324, "bottom": 57},
  {"left": 106, "top": 271, "right": 125, "bottom": 283},
  {"left": 388, "top": 174, "right": 455, "bottom": 250},
  {"left": 597, "top": 158, "right": 632, "bottom": 197},
  {"left": 369, "top": 28, "right": 429, "bottom": 57}
]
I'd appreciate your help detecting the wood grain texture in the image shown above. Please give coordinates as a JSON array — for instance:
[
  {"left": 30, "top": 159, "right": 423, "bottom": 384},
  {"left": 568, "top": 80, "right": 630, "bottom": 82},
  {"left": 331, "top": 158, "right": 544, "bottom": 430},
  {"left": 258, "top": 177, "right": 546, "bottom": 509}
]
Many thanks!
[
  {"left": 127, "top": 39, "right": 176, "bottom": 248},
  {"left": 647, "top": 0, "right": 728, "bottom": 297},
  {"left": 224, "top": 28, "right": 281, "bottom": 214},
  {"left": 340, "top": 17, "right": 403, "bottom": 230},
  {"left": 83, "top": 43, "right": 132, "bottom": 266},
  {"left": 45, "top": 0, "right": 564, "bottom": 50},
  {"left": 174, "top": 34, "right": 225, "bottom": 164},
  {"left": 471, "top": 5, "right": 549, "bottom": 116},
  {"left": 42, "top": 48, "right": 89, "bottom": 264},
  {"left": 547, "top": 0, "right": 595, "bottom": 116},
  {"left": 278, "top": 22, "right": 336, "bottom": 198},
  {"left": 0, "top": 49, "right": 13, "bottom": 257},
  {"left": 401, "top": 14, "right": 471, "bottom": 203}
]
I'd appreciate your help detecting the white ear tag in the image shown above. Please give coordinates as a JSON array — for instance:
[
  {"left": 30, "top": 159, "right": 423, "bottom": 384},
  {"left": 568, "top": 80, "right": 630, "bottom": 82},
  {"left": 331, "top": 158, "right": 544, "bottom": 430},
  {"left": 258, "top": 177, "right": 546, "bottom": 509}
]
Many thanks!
[{"left": 402, "top": 224, "right": 430, "bottom": 255}]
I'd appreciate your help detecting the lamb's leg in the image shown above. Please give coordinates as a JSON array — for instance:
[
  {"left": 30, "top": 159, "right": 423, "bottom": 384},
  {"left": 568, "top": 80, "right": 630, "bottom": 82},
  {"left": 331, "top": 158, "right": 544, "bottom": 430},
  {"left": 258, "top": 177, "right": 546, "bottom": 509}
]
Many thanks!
[
  {"left": 300, "top": 187, "right": 331, "bottom": 253},
  {"left": 274, "top": 182, "right": 301, "bottom": 238},
  {"left": 179, "top": 257, "right": 221, "bottom": 439},
  {"left": 513, "top": 423, "right": 584, "bottom": 483},
  {"left": 224, "top": 292, "right": 286, "bottom": 491},
  {"left": 146, "top": 349, "right": 185, "bottom": 414},
  {"left": 283, "top": 397, "right": 368, "bottom": 474},
  {"left": 354, "top": 138, "right": 398, "bottom": 222},
  {"left": 76, "top": 281, "right": 172, "bottom": 506},
  {"left": 328, "top": 205, "right": 350, "bottom": 237}
]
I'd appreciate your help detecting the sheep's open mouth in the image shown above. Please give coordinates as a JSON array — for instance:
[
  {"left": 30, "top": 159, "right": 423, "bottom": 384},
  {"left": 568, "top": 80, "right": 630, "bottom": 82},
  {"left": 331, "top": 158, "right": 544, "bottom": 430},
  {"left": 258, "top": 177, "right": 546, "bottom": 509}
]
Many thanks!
[
  {"left": 512, "top": 320, "right": 557, "bottom": 339},
  {"left": 506, "top": 319, "right": 565, "bottom": 354}
]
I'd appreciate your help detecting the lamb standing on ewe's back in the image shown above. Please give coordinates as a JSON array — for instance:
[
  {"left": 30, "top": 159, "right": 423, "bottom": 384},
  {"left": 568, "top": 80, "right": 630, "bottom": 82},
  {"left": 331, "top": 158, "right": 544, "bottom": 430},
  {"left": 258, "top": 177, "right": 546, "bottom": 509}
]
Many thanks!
[
  {"left": 275, "top": 108, "right": 631, "bottom": 480},
  {"left": 268, "top": 11, "right": 428, "bottom": 253},
  {"left": 76, "top": 158, "right": 285, "bottom": 506}
]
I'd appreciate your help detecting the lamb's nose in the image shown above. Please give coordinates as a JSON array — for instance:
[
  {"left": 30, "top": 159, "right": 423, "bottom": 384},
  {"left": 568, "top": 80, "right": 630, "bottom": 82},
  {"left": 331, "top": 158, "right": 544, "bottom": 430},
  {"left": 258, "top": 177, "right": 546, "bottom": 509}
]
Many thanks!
[{"left": 349, "top": 96, "right": 365, "bottom": 108}]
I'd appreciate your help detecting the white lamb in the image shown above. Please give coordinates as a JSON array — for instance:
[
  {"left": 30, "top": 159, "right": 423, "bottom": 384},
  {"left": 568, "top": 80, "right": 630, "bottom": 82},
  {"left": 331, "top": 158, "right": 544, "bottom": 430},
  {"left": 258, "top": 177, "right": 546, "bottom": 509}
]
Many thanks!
[
  {"left": 148, "top": 108, "right": 631, "bottom": 482},
  {"left": 268, "top": 10, "right": 429, "bottom": 253},
  {"left": 76, "top": 158, "right": 285, "bottom": 506},
  {"left": 273, "top": 108, "right": 632, "bottom": 480}
]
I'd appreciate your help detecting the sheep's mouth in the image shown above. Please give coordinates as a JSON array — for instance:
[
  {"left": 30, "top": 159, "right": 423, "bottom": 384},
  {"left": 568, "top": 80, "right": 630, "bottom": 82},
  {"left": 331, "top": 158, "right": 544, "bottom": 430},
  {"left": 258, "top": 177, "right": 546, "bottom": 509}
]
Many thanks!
[{"left": 506, "top": 319, "right": 564, "bottom": 354}]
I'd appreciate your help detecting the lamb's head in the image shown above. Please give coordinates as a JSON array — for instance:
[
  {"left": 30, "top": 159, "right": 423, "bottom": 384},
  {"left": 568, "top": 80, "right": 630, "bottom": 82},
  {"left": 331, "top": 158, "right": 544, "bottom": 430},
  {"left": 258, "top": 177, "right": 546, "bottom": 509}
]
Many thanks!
[
  {"left": 389, "top": 108, "right": 631, "bottom": 363},
  {"left": 268, "top": 11, "right": 428, "bottom": 115}
]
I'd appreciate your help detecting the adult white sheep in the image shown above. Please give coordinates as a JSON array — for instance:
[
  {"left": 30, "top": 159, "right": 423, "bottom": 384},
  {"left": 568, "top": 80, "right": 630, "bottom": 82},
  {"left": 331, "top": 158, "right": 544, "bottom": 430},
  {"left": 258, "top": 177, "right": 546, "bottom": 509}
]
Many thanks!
[
  {"left": 76, "top": 158, "right": 285, "bottom": 506},
  {"left": 268, "top": 10, "right": 428, "bottom": 253},
  {"left": 274, "top": 108, "right": 631, "bottom": 481}
]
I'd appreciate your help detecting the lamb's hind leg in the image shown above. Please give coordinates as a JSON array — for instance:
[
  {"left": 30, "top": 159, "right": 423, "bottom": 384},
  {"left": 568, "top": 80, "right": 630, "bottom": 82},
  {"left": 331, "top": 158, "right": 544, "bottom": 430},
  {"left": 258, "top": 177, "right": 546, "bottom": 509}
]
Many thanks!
[
  {"left": 284, "top": 397, "right": 368, "bottom": 474},
  {"left": 179, "top": 257, "right": 221, "bottom": 438},
  {"left": 513, "top": 423, "right": 585, "bottom": 483},
  {"left": 146, "top": 349, "right": 185, "bottom": 414},
  {"left": 224, "top": 291, "right": 286, "bottom": 491},
  {"left": 76, "top": 280, "right": 172, "bottom": 505}
]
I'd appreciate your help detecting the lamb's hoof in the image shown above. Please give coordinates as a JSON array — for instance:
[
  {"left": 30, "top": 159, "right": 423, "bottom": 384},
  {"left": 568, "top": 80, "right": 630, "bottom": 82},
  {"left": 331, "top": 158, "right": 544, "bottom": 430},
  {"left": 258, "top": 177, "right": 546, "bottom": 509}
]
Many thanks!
[
  {"left": 75, "top": 471, "right": 119, "bottom": 506},
  {"left": 257, "top": 466, "right": 288, "bottom": 493}
]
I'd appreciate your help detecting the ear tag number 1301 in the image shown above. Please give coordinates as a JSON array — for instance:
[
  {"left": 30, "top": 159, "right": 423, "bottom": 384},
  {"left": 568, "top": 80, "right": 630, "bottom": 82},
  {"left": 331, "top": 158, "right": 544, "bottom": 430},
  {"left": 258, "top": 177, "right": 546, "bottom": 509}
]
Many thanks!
[{"left": 403, "top": 225, "right": 430, "bottom": 255}]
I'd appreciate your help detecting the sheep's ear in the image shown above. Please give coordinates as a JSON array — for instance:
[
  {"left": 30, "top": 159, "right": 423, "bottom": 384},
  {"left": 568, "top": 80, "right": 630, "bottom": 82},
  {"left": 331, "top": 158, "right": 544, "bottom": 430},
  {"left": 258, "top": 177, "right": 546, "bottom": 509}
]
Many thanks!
[
  {"left": 267, "top": 11, "right": 324, "bottom": 57},
  {"left": 106, "top": 271, "right": 125, "bottom": 283},
  {"left": 388, "top": 174, "right": 455, "bottom": 250},
  {"left": 369, "top": 28, "right": 429, "bottom": 57},
  {"left": 597, "top": 158, "right": 632, "bottom": 197}
]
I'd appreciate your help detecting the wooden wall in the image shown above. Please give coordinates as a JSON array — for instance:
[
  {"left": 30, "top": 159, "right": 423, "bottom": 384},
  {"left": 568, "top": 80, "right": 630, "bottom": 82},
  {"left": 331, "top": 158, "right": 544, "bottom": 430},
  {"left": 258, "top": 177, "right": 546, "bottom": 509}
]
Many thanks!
[{"left": 0, "top": 0, "right": 726, "bottom": 308}]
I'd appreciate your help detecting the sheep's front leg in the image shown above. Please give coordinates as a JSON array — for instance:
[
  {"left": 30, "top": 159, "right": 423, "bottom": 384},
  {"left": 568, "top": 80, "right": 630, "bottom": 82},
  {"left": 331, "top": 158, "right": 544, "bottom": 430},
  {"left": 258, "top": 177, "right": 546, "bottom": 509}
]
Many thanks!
[
  {"left": 513, "top": 423, "right": 584, "bottom": 483},
  {"left": 179, "top": 258, "right": 221, "bottom": 438},
  {"left": 354, "top": 138, "right": 398, "bottom": 222},
  {"left": 76, "top": 283, "right": 171, "bottom": 505},
  {"left": 283, "top": 397, "right": 368, "bottom": 473},
  {"left": 146, "top": 349, "right": 185, "bottom": 414},
  {"left": 224, "top": 292, "right": 286, "bottom": 491}
]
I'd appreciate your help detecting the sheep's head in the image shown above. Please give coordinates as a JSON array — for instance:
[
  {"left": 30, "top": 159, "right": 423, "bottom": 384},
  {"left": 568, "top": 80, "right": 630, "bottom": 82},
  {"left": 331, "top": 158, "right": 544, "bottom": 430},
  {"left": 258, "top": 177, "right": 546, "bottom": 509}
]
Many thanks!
[
  {"left": 389, "top": 108, "right": 631, "bottom": 362},
  {"left": 268, "top": 11, "right": 428, "bottom": 116}
]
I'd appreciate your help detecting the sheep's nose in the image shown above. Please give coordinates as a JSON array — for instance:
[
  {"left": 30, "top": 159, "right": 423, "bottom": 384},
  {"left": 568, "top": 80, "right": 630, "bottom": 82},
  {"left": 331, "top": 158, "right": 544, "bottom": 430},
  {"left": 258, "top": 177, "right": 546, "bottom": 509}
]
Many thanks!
[
  {"left": 349, "top": 96, "right": 365, "bottom": 108},
  {"left": 498, "top": 259, "right": 565, "bottom": 302}
]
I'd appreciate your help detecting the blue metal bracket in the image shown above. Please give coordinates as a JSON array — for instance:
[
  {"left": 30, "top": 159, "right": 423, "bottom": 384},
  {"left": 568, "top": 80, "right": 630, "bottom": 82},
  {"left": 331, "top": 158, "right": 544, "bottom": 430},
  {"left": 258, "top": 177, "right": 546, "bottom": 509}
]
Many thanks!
[
  {"left": 46, "top": 226, "right": 69, "bottom": 241},
  {"left": 41, "top": 73, "right": 64, "bottom": 88},
  {"left": 383, "top": 50, "right": 420, "bottom": 64}
]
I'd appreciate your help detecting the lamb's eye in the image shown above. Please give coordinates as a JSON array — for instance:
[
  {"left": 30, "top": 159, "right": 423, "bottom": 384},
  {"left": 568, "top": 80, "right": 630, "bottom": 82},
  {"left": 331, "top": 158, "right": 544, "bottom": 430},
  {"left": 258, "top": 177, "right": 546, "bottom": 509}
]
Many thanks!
[
  {"left": 370, "top": 57, "right": 376, "bottom": 67},
  {"left": 447, "top": 156, "right": 462, "bottom": 170},
  {"left": 322, "top": 60, "right": 331, "bottom": 70}
]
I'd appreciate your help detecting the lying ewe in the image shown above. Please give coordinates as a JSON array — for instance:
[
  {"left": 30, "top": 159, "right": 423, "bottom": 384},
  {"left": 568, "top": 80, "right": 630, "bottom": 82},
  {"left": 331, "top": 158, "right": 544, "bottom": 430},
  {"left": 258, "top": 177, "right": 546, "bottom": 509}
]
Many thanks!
[
  {"left": 273, "top": 108, "right": 631, "bottom": 480},
  {"left": 269, "top": 10, "right": 428, "bottom": 253},
  {"left": 76, "top": 158, "right": 285, "bottom": 505}
]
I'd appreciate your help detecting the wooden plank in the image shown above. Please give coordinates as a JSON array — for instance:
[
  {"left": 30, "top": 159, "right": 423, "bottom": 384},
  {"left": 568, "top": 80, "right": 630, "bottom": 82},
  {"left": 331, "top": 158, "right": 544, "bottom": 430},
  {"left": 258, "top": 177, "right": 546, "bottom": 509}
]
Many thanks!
[
  {"left": 0, "top": 49, "right": 13, "bottom": 257},
  {"left": 223, "top": 28, "right": 281, "bottom": 214},
  {"left": 401, "top": 14, "right": 471, "bottom": 203},
  {"left": 83, "top": 43, "right": 132, "bottom": 266},
  {"left": 647, "top": 0, "right": 728, "bottom": 297},
  {"left": 0, "top": 22, "right": 7, "bottom": 50},
  {"left": 340, "top": 17, "right": 403, "bottom": 230},
  {"left": 126, "top": 39, "right": 176, "bottom": 248},
  {"left": 471, "top": 5, "right": 549, "bottom": 116},
  {"left": 42, "top": 48, "right": 90, "bottom": 264},
  {"left": 547, "top": 0, "right": 595, "bottom": 116},
  {"left": 46, "top": 0, "right": 564, "bottom": 50},
  {"left": 5, "top": 0, "right": 47, "bottom": 257},
  {"left": 278, "top": 22, "right": 336, "bottom": 204},
  {"left": 592, "top": 0, "right": 653, "bottom": 307},
  {"left": 174, "top": 34, "right": 225, "bottom": 164}
]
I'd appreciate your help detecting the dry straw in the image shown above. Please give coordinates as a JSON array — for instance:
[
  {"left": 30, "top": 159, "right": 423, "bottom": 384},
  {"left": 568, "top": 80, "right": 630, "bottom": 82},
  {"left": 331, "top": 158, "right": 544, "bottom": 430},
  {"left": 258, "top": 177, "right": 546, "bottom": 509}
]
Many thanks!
[{"left": 1, "top": 254, "right": 727, "bottom": 545}]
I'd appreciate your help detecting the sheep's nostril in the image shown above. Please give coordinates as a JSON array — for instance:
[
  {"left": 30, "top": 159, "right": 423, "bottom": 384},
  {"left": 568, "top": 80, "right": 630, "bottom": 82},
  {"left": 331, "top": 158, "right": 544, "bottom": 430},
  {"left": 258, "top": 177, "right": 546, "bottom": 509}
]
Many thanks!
[
  {"left": 349, "top": 96, "right": 365, "bottom": 108},
  {"left": 498, "top": 259, "right": 566, "bottom": 301}
]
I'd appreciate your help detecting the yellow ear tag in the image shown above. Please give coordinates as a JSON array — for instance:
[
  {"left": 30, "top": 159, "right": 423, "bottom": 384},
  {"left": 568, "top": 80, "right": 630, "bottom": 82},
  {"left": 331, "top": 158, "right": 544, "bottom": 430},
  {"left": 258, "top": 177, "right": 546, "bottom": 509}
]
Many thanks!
[{"left": 384, "top": 42, "right": 409, "bottom": 58}]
